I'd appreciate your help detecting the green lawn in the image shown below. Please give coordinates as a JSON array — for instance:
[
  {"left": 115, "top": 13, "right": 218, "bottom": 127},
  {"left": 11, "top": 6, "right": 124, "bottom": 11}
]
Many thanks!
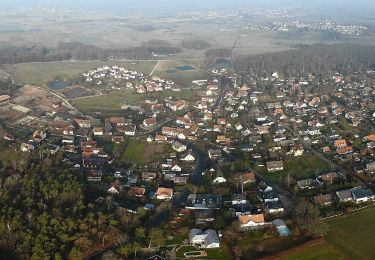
[
  {"left": 71, "top": 88, "right": 143, "bottom": 112},
  {"left": 176, "top": 246, "right": 197, "bottom": 258},
  {"left": 121, "top": 139, "right": 172, "bottom": 165},
  {"left": 153, "top": 60, "right": 212, "bottom": 88},
  {"left": 325, "top": 207, "right": 375, "bottom": 259},
  {"left": 239, "top": 231, "right": 307, "bottom": 259},
  {"left": 71, "top": 89, "right": 197, "bottom": 113},
  {"left": 254, "top": 154, "right": 331, "bottom": 181},
  {"left": 149, "top": 89, "right": 198, "bottom": 102},
  {"left": 283, "top": 206, "right": 375, "bottom": 260},
  {"left": 204, "top": 248, "right": 233, "bottom": 260},
  {"left": 94, "top": 138, "right": 121, "bottom": 155},
  {"left": 281, "top": 243, "right": 345, "bottom": 260},
  {"left": 176, "top": 246, "right": 232, "bottom": 259},
  {"left": 2, "top": 60, "right": 157, "bottom": 86}
]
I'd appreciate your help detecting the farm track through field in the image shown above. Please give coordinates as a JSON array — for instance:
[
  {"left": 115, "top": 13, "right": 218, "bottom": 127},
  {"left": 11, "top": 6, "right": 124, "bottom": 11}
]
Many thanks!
[{"left": 149, "top": 60, "right": 161, "bottom": 76}]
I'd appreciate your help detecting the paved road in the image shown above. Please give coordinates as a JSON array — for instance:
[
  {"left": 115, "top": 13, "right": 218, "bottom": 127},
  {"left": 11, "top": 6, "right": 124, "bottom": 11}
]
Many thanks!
[
  {"left": 211, "top": 75, "right": 228, "bottom": 109},
  {"left": 149, "top": 60, "right": 161, "bottom": 76}
]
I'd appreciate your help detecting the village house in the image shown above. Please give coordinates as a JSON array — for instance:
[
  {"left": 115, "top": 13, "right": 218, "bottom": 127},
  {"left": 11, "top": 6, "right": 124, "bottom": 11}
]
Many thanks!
[
  {"left": 351, "top": 188, "right": 375, "bottom": 203},
  {"left": 142, "top": 172, "right": 157, "bottom": 181},
  {"left": 208, "top": 149, "right": 222, "bottom": 160},
  {"left": 0, "top": 95, "right": 11, "bottom": 104},
  {"left": 189, "top": 229, "right": 220, "bottom": 248},
  {"left": 363, "top": 134, "right": 375, "bottom": 142},
  {"left": 87, "top": 170, "right": 103, "bottom": 182},
  {"left": 162, "top": 126, "right": 184, "bottom": 137},
  {"left": 155, "top": 135, "right": 168, "bottom": 142},
  {"left": 240, "top": 172, "right": 256, "bottom": 184},
  {"left": 238, "top": 214, "right": 266, "bottom": 229},
  {"left": 156, "top": 187, "right": 173, "bottom": 200},
  {"left": 317, "top": 172, "right": 338, "bottom": 184},
  {"left": 312, "top": 194, "right": 333, "bottom": 205},
  {"left": 21, "top": 143, "right": 35, "bottom": 152},
  {"left": 232, "top": 194, "right": 247, "bottom": 205},
  {"left": 63, "top": 125, "right": 75, "bottom": 136},
  {"left": 265, "top": 201, "right": 284, "bottom": 214},
  {"left": 143, "top": 117, "right": 157, "bottom": 128},
  {"left": 93, "top": 127, "right": 104, "bottom": 136},
  {"left": 130, "top": 187, "right": 146, "bottom": 197},
  {"left": 334, "top": 139, "right": 347, "bottom": 149},
  {"left": 180, "top": 151, "right": 195, "bottom": 161},
  {"left": 32, "top": 129, "right": 47, "bottom": 143},
  {"left": 123, "top": 124, "right": 137, "bottom": 136},
  {"left": 108, "top": 179, "right": 122, "bottom": 194},
  {"left": 185, "top": 194, "right": 222, "bottom": 210},
  {"left": 74, "top": 119, "right": 92, "bottom": 128},
  {"left": 62, "top": 136, "right": 75, "bottom": 144},
  {"left": 337, "top": 146, "right": 353, "bottom": 155},
  {"left": 106, "top": 117, "right": 126, "bottom": 127},
  {"left": 297, "top": 179, "right": 316, "bottom": 190},
  {"left": 336, "top": 189, "right": 353, "bottom": 202},
  {"left": 172, "top": 141, "right": 187, "bottom": 153},
  {"left": 366, "top": 162, "right": 375, "bottom": 174},
  {"left": 212, "top": 168, "right": 227, "bottom": 184},
  {"left": 168, "top": 100, "right": 189, "bottom": 111},
  {"left": 3, "top": 133, "right": 14, "bottom": 141},
  {"left": 112, "top": 135, "right": 125, "bottom": 143},
  {"left": 216, "top": 135, "right": 231, "bottom": 145},
  {"left": 266, "top": 161, "right": 284, "bottom": 172}
]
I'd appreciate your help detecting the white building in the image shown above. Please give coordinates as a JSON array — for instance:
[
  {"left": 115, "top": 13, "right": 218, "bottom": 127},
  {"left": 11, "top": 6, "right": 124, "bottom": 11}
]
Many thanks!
[{"left": 189, "top": 229, "right": 220, "bottom": 248}]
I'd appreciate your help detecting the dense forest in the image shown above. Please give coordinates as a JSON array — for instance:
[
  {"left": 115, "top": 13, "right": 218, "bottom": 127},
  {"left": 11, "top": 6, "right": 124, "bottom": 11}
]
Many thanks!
[
  {"left": 181, "top": 40, "right": 211, "bottom": 50},
  {"left": 205, "top": 48, "right": 232, "bottom": 67},
  {"left": 0, "top": 40, "right": 182, "bottom": 65},
  {"left": 0, "top": 155, "right": 162, "bottom": 259},
  {"left": 234, "top": 44, "right": 375, "bottom": 76}
]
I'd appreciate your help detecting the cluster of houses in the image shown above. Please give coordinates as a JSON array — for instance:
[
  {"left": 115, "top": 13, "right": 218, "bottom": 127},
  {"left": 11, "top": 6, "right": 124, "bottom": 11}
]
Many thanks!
[
  {"left": 81, "top": 65, "right": 178, "bottom": 94},
  {"left": 82, "top": 65, "right": 143, "bottom": 86},
  {"left": 296, "top": 170, "right": 374, "bottom": 206},
  {"left": 313, "top": 187, "right": 375, "bottom": 205},
  {"left": 174, "top": 176, "right": 291, "bottom": 250},
  {"left": 135, "top": 76, "right": 178, "bottom": 94}
]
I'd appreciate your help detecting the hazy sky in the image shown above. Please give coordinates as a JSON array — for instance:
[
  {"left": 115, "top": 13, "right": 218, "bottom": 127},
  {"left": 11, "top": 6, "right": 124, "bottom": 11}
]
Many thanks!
[{"left": 1, "top": 0, "right": 375, "bottom": 14}]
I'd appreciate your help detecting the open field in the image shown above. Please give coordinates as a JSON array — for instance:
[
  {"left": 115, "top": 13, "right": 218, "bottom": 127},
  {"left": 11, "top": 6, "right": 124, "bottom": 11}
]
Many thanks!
[
  {"left": 237, "top": 229, "right": 308, "bottom": 259},
  {"left": 176, "top": 246, "right": 232, "bottom": 260},
  {"left": 72, "top": 89, "right": 197, "bottom": 113},
  {"left": 153, "top": 60, "right": 212, "bottom": 88},
  {"left": 71, "top": 89, "right": 143, "bottom": 112},
  {"left": 281, "top": 243, "right": 345, "bottom": 260},
  {"left": 283, "top": 206, "right": 375, "bottom": 260},
  {"left": 254, "top": 153, "right": 331, "bottom": 181},
  {"left": 0, "top": 69, "right": 9, "bottom": 81},
  {"left": 121, "top": 139, "right": 172, "bottom": 164},
  {"left": 62, "top": 86, "right": 95, "bottom": 99},
  {"left": 2, "top": 60, "right": 158, "bottom": 86}
]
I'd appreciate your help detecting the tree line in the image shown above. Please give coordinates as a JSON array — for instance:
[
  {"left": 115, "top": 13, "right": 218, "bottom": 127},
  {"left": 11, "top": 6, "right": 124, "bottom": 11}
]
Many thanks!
[
  {"left": 181, "top": 39, "right": 211, "bottom": 50},
  {"left": 235, "top": 44, "right": 375, "bottom": 76},
  {"left": 0, "top": 40, "right": 182, "bottom": 65}
]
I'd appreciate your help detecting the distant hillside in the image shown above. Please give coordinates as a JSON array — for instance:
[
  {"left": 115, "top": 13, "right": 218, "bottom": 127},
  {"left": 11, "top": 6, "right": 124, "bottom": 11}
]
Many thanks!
[{"left": 235, "top": 44, "right": 375, "bottom": 76}]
